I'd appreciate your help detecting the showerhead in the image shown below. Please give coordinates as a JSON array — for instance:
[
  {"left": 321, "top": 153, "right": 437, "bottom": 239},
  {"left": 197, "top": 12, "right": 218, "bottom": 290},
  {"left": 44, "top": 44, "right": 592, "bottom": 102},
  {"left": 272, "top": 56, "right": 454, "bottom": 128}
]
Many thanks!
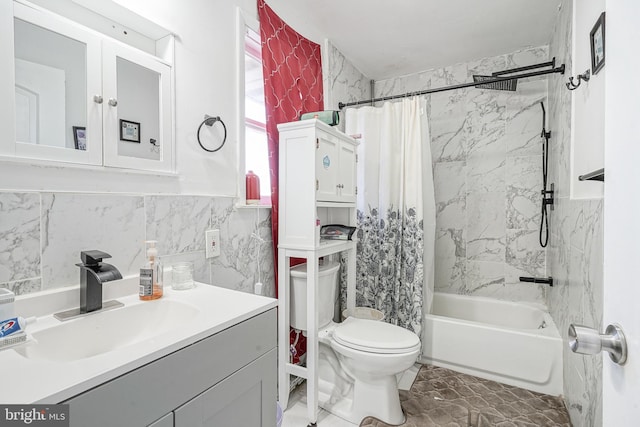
[{"left": 473, "top": 74, "right": 518, "bottom": 91}]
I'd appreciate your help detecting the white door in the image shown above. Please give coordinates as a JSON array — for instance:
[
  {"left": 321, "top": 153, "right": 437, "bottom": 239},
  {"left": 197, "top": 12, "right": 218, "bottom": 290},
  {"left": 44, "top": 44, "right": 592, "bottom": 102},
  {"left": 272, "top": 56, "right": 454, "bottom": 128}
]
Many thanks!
[{"left": 603, "top": 0, "right": 640, "bottom": 423}]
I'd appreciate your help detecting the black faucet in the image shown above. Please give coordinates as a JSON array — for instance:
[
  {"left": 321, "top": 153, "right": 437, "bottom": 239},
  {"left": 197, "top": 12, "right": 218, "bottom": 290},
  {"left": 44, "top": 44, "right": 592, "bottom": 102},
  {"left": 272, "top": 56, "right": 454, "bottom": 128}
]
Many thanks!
[{"left": 76, "top": 250, "right": 122, "bottom": 313}]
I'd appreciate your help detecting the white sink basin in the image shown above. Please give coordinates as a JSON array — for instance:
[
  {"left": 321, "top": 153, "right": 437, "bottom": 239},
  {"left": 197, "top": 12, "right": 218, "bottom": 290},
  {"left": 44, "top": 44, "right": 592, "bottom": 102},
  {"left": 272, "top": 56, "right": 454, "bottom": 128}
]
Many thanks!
[{"left": 15, "top": 299, "right": 200, "bottom": 362}]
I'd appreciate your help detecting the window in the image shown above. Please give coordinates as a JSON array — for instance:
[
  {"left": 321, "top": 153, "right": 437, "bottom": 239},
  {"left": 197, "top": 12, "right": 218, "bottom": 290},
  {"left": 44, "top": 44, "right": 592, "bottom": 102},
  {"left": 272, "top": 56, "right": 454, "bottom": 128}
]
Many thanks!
[{"left": 243, "top": 26, "right": 270, "bottom": 204}]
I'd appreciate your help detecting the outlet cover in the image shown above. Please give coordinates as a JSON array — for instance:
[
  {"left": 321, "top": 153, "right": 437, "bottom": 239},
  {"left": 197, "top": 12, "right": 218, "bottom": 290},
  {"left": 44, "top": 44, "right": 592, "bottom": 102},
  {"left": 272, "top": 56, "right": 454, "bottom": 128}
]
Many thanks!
[{"left": 205, "top": 229, "right": 220, "bottom": 258}]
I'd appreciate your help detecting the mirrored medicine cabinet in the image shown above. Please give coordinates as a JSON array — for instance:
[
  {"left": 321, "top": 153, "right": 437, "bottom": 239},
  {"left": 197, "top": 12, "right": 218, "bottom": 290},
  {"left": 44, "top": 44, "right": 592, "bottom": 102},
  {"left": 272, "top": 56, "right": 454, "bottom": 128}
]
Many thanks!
[{"left": 0, "top": 0, "right": 175, "bottom": 173}]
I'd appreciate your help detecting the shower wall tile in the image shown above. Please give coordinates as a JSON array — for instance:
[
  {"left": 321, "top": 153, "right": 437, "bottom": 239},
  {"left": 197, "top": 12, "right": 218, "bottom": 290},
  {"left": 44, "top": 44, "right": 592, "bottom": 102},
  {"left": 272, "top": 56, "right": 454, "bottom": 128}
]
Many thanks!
[
  {"left": 466, "top": 192, "right": 506, "bottom": 262},
  {"left": 431, "top": 63, "right": 468, "bottom": 89},
  {"left": 41, "top": 193, "right": 145, "bottom": 289},
  {"left": 433, "top": 161, "right": 466, "bottom": 229},
  {"left": 506, "top": 156, "right": 542, "bottom": 230},
  {"left": 505, "top": 80, "right": 548, "bottom": 135},
  {"left": 505, "top": 46, "right": 550, "bottom": 70},
  {"left": 429, "top": 96, "right": 467, "bottom": 163},
  {"left": 0, "top": 192, "right": 40, "bottom": 283},
  {"left": 325, "top": 42, "right": 371, "bottom": 109},
  {"left": 435, "top": 228, "right": 466, "bottom": 294},
  {"left": 465, "top": 91, "right": 506, "bottom": 157},
  {"left": 468, "top": 259, "right": 545, "bottom": 303},
  {"left": 505, "top": 229, "right": 546, "bottom": 284},
  {"left": 373, "top": 68, "right": 434, "bottom": 102},
  {"left": 145, "top": 195, "right": 213, "bottom": 255},
  {"left": 465, "top": 260, "right": 505, "bottom": 296},
  {"left": 373, "top": 78, "right": 405, "bottom": 100},
  {"left": 583, "top": 199, "right": 603, "bottom": 329},
  {"left": 467, "top": 151, "right": 506, "bottom": 194},
  {"left": 467, "top": 55, "right": 506, "bottom": 78},
  {"left": 505, "top": 131, "right": 542, "bottom": 158},
  {"left": 325, "top": 42, "right": 372, "bottom": 132}
]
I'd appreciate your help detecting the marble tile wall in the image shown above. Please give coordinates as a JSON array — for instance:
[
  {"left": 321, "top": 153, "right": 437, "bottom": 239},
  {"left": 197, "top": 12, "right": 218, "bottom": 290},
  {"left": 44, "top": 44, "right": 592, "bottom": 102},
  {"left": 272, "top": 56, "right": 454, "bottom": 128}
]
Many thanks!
[
  {"left": 370, "top": 46, "right": 550, "bottom": 304},
  {"left": 0, "top": 193, "right": 275, "bottom": 298},
  {"left": 324, "top": 41, "right": 372, "bottom": 133},
  {"left": 547, "top": 0, "right": 603, "bottom": 425}
]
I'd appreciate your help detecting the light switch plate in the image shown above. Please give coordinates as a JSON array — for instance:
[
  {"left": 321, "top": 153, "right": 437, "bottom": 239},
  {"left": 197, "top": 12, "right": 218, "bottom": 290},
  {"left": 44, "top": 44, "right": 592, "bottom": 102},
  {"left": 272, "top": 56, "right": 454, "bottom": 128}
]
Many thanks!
[{"left": 205, "top": 229, "right": 220, "bottom": 258}]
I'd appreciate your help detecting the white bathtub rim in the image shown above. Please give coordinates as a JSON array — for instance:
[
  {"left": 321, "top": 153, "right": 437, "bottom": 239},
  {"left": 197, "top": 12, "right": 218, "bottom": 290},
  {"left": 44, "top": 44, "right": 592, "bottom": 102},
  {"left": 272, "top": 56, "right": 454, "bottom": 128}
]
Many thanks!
[
  {"left": 423, "top": 312, "right": 561, "bottom": 338},
  {"left": 432, "top": 292, "right": 550, "bottom": 312},
  {"left": 427, "top": 292, "right": 561, "bottom": 338}
]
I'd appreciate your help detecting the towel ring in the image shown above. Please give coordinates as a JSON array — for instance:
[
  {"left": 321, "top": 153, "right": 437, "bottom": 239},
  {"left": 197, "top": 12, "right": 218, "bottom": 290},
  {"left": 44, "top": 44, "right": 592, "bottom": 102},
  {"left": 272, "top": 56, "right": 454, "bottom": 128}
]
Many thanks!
[{"left": 197, "top": 115, "right": 227, "bottom": 152}]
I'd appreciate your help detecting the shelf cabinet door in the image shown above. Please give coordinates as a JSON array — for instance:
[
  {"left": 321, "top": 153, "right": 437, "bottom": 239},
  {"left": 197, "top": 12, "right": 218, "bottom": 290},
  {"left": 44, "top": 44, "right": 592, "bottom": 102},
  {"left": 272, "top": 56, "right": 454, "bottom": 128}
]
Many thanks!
[
  {"left": 337, "top": 140, "right": 357, "bottom": 202},
  {"left": 102, "top": 40, "right": 173, "bottom": 172},
  {"left": 315, "top": 134, "right": 340, "bottom": 202}
]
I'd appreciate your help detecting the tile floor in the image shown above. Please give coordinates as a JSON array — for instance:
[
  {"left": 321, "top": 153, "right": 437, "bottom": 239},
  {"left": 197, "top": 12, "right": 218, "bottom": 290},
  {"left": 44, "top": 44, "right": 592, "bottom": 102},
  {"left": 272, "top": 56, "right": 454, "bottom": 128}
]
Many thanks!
[{"left": 282, "top": 364, "right": 570, "bottom": 427}]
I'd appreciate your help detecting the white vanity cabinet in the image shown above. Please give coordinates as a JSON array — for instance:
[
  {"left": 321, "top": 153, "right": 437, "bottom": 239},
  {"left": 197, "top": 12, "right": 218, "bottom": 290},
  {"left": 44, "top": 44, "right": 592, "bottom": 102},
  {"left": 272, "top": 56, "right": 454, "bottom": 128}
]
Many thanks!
[
  {"left": 63, "top": 309, "right": 276, "bottom": 427},
  {"left": 0, "top": 0, "right": 174, "bottom": 173}
]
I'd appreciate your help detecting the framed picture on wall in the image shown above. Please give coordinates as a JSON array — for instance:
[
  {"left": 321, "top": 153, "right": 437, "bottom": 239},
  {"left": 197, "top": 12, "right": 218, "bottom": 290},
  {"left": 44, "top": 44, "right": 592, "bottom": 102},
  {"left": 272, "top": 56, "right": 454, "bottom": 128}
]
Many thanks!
[
  {"left": 120, "top": 119, "right": 141, "bottom": 143},
  {"left": 72, "top": 126, "right": 86, "bottom": 150},
  {"left": 590, "top": 12, "right": 605, "bottom": 75}
]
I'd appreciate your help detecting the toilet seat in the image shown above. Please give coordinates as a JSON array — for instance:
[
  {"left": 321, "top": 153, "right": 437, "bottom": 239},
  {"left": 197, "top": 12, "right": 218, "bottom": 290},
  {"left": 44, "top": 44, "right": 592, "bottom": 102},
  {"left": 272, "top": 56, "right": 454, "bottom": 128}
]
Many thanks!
[{"left": 333, "top": 317, "right": 420, "bottom": 354}]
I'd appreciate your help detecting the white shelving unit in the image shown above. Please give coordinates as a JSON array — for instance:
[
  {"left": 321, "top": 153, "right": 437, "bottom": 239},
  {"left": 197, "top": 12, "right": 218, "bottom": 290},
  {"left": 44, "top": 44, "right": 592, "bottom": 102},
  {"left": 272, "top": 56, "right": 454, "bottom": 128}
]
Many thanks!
[{"left": 277, "top": 119, "right": 358, "bottom": 426}]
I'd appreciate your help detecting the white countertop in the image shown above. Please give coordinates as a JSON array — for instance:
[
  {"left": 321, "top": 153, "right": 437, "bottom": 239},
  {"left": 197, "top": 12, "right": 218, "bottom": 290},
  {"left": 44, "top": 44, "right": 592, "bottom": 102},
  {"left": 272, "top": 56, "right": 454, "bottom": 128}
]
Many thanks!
[{"left": 1, "top": 279, "right": 277, "bottom": 404}]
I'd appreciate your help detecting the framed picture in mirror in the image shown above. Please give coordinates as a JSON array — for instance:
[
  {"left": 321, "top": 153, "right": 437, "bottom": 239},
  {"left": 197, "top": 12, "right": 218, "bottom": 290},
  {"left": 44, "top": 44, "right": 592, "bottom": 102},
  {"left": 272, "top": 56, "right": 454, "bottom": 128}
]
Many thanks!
[
  {"left": 72, "top": 126, "right": 86, "bottom": 151},
  {"left": 120, "top": 119, "right": 140, "bottom": 143}
]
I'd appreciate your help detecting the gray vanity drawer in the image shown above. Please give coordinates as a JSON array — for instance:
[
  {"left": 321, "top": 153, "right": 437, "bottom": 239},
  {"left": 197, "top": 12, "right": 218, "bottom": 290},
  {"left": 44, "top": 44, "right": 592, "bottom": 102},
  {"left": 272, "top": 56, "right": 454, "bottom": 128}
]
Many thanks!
[{"left": 63, "top": 308, "right": 276, "bottom": 427}]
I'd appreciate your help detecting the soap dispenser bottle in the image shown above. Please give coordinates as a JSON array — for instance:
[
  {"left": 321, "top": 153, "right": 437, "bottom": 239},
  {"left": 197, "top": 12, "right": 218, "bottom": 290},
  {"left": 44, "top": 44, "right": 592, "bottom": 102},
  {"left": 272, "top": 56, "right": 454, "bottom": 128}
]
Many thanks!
[{"left": 140, "top": 240, "right": 163, "bottom": 300}]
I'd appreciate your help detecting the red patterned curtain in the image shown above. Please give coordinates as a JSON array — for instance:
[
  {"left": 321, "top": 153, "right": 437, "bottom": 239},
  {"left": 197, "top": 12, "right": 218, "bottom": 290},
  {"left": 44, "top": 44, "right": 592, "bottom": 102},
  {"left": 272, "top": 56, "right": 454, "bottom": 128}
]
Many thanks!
[{"left": 258, "top": 0, "right": 324, "bottom": 297}]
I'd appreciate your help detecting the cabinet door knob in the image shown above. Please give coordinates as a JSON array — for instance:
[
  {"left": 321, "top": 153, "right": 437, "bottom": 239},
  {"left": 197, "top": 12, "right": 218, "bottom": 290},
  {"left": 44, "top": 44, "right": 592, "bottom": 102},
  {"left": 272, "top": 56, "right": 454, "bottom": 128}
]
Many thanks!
[
  {"left": 93, "top": 95, "right": 103, "bottom": 104},
  {"left": 108, "top": 98, "right": 118, "bottom": 107}
]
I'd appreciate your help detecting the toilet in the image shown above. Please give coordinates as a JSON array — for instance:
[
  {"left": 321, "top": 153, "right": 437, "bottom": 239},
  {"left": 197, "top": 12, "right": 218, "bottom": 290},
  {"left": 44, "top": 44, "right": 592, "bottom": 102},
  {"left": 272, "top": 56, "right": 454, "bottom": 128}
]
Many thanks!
[{"left": 290, "top": 262, "right": 421, "bottom": 425}]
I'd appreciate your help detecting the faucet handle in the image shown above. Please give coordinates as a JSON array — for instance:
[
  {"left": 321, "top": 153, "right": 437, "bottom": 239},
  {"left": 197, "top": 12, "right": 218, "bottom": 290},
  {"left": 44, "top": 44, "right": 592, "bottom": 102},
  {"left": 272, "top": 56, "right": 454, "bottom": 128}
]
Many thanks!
[{"left": 81, "top": 250, "right": 112, "bottom": 267}]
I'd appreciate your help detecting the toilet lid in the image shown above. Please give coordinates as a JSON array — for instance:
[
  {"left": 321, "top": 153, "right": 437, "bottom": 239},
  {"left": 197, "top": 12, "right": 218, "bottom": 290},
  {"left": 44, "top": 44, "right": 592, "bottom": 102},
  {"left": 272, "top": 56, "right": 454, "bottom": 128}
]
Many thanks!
[{"left": 333, "top": 317, "right": 420, "bottom": 354}]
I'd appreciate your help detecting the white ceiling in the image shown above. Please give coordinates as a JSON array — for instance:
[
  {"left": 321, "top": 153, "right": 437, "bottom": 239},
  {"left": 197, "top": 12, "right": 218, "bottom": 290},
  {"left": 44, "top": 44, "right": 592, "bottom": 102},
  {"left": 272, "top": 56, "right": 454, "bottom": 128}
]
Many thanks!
[{"left": 266, "top": 0, "right": 561, "bottom": 80}]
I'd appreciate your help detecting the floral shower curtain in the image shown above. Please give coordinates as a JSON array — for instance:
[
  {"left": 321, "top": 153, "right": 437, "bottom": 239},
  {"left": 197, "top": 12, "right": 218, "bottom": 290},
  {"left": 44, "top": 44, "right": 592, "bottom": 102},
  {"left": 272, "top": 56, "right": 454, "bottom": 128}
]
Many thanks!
[{"left": 345, "top": 98, "right": 435, "bottom": 336}]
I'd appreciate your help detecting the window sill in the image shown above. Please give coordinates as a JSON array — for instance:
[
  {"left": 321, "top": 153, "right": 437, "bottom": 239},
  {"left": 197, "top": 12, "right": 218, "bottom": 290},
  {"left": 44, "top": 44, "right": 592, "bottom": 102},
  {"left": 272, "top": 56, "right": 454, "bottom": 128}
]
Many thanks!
[{"left": 235, "top": 202, "right": 272, "bottom": 209}]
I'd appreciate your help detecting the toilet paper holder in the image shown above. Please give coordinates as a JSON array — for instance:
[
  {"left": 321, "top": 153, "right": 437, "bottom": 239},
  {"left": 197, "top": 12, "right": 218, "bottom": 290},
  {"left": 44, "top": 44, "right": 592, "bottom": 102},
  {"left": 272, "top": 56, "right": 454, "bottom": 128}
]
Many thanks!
[{"left": 568, "top": 323, "right": 627, "bottom": 365}]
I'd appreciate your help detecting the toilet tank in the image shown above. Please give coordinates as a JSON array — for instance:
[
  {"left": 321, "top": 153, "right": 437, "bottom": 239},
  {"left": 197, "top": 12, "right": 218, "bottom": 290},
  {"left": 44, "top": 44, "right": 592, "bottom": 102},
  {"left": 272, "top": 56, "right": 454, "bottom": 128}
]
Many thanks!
[{"left": 290, "top": 261, "right": 340, "bottom": 330}]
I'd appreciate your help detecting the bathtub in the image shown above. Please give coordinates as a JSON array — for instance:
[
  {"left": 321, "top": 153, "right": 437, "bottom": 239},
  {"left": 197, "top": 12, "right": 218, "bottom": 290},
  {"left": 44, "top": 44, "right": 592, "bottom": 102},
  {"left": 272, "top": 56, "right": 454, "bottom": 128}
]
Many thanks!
[{"left": 420, "top": 292, "right": 563, "bottom": 395}]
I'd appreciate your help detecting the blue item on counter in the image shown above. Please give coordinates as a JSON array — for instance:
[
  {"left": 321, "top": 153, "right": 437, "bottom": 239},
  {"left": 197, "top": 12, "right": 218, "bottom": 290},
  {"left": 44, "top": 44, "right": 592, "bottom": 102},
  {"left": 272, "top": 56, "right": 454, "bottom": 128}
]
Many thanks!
[{"left": 0, "top": 317, "right": 25, "bottom": 338}]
